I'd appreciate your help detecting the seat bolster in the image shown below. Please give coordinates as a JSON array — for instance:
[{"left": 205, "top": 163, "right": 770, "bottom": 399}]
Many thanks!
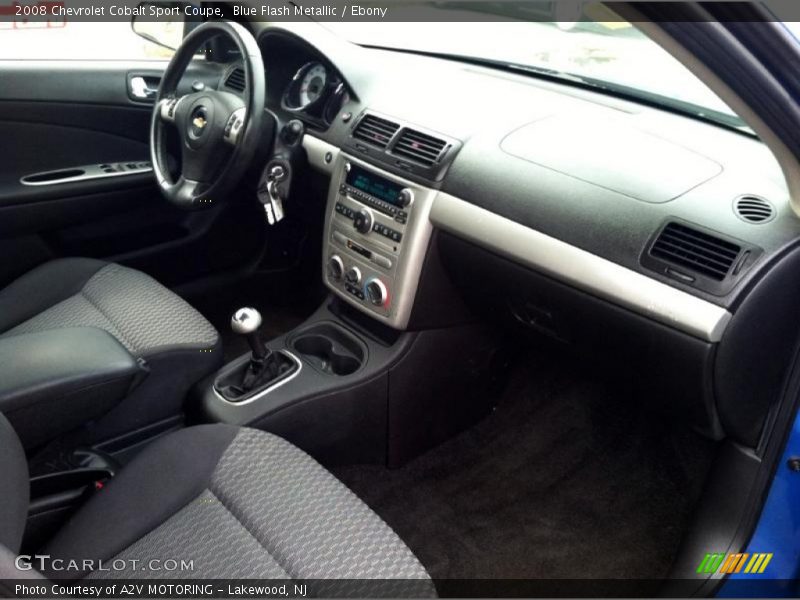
[
  {"left": 0, "top": 414, "right": 28, "bottom": 553},
  {"left": 0, "top": 544, "right": 48, "bottom": 590},
  {"left": 41, "top": 424, "right": 240, "bottom": 580},
  {"left": 0, "top": 258, "right": 106, "bottom": 334}
]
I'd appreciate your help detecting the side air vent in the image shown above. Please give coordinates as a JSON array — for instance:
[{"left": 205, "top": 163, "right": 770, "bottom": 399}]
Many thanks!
[
  {"left": 650, "top": 222, "right": 741, "bottom": 281},
  {"left": 734, "top": 195, "right": 775, "bottom": 224},
  {"left": 392, "top": 128, "right": 448, "bottom": 166},
  {"left": 352, "top": 114, "right": 400, "bottom": 149},
  {"left": 224, "top": 68, "right": 246, "bottom": 92}
]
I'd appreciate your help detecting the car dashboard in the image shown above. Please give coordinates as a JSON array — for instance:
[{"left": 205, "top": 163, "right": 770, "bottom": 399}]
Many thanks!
[{"left": 217, "top": 21, "right": 800, "bottom": 443}]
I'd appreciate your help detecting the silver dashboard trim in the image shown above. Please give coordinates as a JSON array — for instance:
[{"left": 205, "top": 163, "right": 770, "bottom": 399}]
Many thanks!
[
  {"left": 212, "top": 351, "right": 303, "bottom": 406},
  {"left": 21, "top": 163, "right": 152, "bottom": 187},
  {"left": 430, "top": 192, "right": 732, "bottom": 342},
  {"left": 303, "top": 135, "right": 339, "bottom": 175}
]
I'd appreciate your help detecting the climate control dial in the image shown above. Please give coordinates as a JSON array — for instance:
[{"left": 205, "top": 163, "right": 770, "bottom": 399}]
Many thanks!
[
  {"left": 345, "top": 266, "right": 362, "bottom": 285},
  {"left": 328, "top": 255, "right": 344, "bottom": 280},
  {"left": 365, "top": 277, "right": 389, "bottom": 307}
]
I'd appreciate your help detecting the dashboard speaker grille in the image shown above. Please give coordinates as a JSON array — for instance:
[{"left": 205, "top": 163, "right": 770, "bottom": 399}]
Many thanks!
[
  {"left": 352, "top": 114, "right": 400, "bottom": 149},
  {"left": 392, "top": 128, "right": 447, "bottom": 166},
  {"left": 734, "top": 195, "right": 775, "bottom": 223},
  {"left": 650, "top": 222, "right": 741, "bottom": 281},
  {"left": 224, "top": 68, "right": 246, "bottom": 92}
]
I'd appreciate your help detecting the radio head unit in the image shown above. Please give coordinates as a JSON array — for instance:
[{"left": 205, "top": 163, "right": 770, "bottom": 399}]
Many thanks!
[
  {"left": 346, "top": 165, "right": 405, "bottom": 207},
  {"left": 340, "top": 163, "right": 414, "bottom": 221}
]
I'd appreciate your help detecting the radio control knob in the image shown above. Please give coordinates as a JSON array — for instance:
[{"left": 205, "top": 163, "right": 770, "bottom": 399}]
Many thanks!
[
  {"left": 328, "top": 255, "right": 344, "bottom": 280},
  {"left": 345, "top": 266, "right": 362, "bottom": 285},
  {"left": 397, "top": 188, "right": 414, "bottom": 208},
  {"left": 365, "top": 278, "right": 388, "bottom": 307},
  {"left": 353, "top": 208, "right": 373, "bottom": 234}
]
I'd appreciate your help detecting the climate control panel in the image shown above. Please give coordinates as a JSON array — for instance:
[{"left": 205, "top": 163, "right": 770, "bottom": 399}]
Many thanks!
[
  {"left": 328, "top": 254, "right": 389, "bottom": 308},
  {"left": 322, "top": 154, "right": 436, "bottom": 329}
]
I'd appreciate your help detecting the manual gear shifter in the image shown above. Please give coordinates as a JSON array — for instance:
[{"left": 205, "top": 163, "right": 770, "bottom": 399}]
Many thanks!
[
  {"left": 230, "top": 307, "right": 284, "bottom": 392},
  {"left": 231, "top": 307, "right": 268, "bottom": 360},
  {"left": 215, "top": 308, "right": 298, "bottom": 402}
]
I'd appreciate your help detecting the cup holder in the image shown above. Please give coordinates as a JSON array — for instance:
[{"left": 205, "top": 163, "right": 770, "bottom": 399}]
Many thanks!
[{"left": 290, "top": 323, "right": 366, "bottom": 376}]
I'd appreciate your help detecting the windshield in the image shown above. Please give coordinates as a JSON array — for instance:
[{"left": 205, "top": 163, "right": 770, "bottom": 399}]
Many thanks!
[{"left": 324, "top": 5, "right": 751, "bottom": 132}]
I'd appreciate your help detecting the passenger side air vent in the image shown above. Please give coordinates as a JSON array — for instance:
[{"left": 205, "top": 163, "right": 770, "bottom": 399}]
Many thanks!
[
  {"left": 650, "top": 222, "right": 741, "bottom": 281},
  {"left": 392, "top": 128, "right": 448, "bottom": 166},
  {"left": 352, "top": 114, "right": 400, "bottom": 149},
  {"left": 734, "top": 195, "right": 775, "bottom": 224},
  {"left": 224, "top": 68, "right": 246, "bottom": 92}
]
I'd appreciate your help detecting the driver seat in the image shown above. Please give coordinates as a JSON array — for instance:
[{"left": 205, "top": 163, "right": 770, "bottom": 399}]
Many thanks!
[{"left": 0, "top": 258, "right": 222, "bottom": 445}]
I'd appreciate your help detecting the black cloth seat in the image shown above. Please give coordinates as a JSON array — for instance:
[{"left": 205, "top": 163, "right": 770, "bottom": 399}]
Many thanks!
[
  {"left": 0, "top": 258, "right": 219, "bottom": 358},
  {"left": 0, "top": 258, "right": 222, "bottom": 443},
  {"left": 0, "top": 416, "right": 432, "bottom": 594}
]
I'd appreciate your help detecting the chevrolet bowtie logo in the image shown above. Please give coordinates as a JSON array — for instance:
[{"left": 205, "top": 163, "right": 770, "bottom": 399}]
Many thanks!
[{"left": 193, "top": 116, "right": 207, "bottom": 129}]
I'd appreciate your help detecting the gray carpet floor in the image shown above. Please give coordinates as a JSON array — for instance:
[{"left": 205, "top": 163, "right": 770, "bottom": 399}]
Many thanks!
[{"left": 334, "top": 347, "right": 717, "bottom": 586}]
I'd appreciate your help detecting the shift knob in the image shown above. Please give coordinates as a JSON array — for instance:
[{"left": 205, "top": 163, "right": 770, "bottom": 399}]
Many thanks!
[
  {"left": 231, "top": 307, "right": 267, "bottom": 359},
  {"left": 231, "top": 307, "right": 262, "bottom": 335}
]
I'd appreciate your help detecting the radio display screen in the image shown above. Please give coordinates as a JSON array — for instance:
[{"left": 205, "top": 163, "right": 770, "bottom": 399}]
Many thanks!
[{"left": 346, "top": 165, "right": 403, "bottom": 206}]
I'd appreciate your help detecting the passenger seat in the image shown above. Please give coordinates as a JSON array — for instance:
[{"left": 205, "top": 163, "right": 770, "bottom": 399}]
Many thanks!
[{"left": 0, "top": 414, "right": 433, "bottom": 594}]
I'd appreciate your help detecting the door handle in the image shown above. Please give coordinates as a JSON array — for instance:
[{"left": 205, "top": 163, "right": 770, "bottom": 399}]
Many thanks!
[{"left": 130, "top": 76, "right": 158, "bottom": 99}]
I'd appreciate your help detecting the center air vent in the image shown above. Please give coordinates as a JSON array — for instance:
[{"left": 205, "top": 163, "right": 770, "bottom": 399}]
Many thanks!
[
  {"left": 345, "top": 112, "right": 462, "bottom": 182},
  {"left": 224, "top": 68, "right": 246, "bottom": 92},
  {"left": 734, "top": 195, "right": 775, "bottom": 224},
  {"left": 352, "top": 114, "right": 399, "bottom": 149},
  {"left": 649, "top": 222, "right": 741, "bottom": 281},
  {"left": 392, "top": 128, "right": 448, "bottom": 166}
]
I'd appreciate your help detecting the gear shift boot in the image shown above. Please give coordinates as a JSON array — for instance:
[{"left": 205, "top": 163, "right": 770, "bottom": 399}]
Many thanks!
[{"left": 214, "top": 350, "right": 298, "bottom": 402}]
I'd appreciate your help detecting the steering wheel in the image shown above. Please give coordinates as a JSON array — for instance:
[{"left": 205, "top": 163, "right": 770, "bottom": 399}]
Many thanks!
[{"left": 149, "top": 21, "right": 266, "bottom": 209}]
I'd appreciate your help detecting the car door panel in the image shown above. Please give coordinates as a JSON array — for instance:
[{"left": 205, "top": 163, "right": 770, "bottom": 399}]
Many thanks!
[
  {"left": 0, "top": 59, "right": 261, "bottom": 288},
  {"left": 0, "top": 104, "right": 152, "bottom": 206}
]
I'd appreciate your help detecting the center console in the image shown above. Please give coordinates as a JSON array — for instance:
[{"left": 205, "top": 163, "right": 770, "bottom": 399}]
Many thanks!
[
  {"left": 0, "top": 327, "right": 142, "bottom": 449},
  {"left": 194, "top": 127, "right": 504, "bottom": 469},
  {"left": 322, "top": 154, "right": 437, "bottom": 329}
]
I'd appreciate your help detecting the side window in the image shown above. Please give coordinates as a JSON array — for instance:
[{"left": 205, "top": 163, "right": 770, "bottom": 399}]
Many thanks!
[{"left": 0, "top": 9, "right": 181, "bottom": 60}]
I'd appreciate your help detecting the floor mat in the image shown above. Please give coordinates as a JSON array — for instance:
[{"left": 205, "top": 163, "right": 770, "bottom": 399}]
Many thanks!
[{"left": 334, "top": 347, "right": 717, "bottom": 583}]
